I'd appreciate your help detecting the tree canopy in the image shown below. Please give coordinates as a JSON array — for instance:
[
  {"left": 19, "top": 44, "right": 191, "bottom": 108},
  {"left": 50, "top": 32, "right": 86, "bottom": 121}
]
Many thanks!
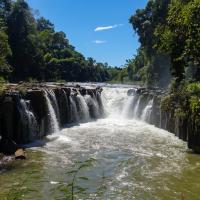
[
  {"left": 0, "top": 0, "right": 116, "bottom": 82},
  {"left": 124, "top": 0, "right": 200, "bottom": 87},
  {"left": 1, "top": 0, "right": 199, "bottom": 86}
]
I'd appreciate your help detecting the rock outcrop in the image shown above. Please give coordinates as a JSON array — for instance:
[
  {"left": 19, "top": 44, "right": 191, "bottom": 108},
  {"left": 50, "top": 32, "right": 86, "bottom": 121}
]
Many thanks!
[
  {"left": 0, "top": 83, "right": 103, "bottom": 154},
  {"left": 127, "top": 87, "right": 200, "bottom": 153}
]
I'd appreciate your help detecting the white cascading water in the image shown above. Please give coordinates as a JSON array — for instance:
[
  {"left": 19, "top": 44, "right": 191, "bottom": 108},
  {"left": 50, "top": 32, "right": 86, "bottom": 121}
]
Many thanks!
[
  {"left": 105, "top": 86, "right": 153, "bottom": 122},
  {"left": 47, "top": 90, "right": 60, "bottom": 124},
  {"left": 96, "top": 91, "right": 104, "bottom": 115},
  {"left": 16, "top": 85, "right": 198, "bottom": 200},
  {"left": 122, "top": 95, "right": 135, "bottom": 118},
  {"left": 62, "top": 90, "right": 69, "bottom": 108},
  {"left": 18, "top": 99, "right": 38, "bottom": 140},
  {"left": 141, "top": 98, "right": 154, "bottom": 122},
  {"left": 44, "top": 91, "right": 60, "bottom": 133},
  {"left": 76, "top": 94, "right": 90, "bottom": 121},
  {"left": 132, "top": 96, "right": 141, "bottom": 119},
  {"left": 69, "top": 95, "right": 79, "bottom": 122},
  {"left": 84, "top": 94, "right": 100, "bottom": 118}
]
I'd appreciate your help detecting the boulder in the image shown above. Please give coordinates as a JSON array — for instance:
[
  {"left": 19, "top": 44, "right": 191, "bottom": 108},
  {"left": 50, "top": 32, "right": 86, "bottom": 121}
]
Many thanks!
[
  {"left": 0, "top": 138, "right": 18, "bottom": 155},
  {"left": 15, "top": 148, "right": 26, "bottom": 160}
]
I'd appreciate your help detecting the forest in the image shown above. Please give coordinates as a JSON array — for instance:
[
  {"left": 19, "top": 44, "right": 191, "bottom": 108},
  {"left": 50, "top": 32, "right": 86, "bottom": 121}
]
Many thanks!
[
  {"left": 0, "top": 0, "right": 200, "bottom": 88},
  {"left": 120, "top": 0, "right": 200, "bottom": 87},
  {"left": 0, "top": 0, "right": 122, "bottom": 83}
]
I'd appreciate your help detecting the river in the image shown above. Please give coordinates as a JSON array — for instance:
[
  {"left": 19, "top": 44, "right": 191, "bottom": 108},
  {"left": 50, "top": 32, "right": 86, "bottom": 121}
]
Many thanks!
[{"left": 0, "top": 84, "right": 200, "bottom": 200}]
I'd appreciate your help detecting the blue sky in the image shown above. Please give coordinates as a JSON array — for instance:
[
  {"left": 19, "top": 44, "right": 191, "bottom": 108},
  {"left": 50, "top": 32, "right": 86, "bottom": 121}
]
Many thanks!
[{"left": 27, "top": 0, "right": 148, "bottom": 67}]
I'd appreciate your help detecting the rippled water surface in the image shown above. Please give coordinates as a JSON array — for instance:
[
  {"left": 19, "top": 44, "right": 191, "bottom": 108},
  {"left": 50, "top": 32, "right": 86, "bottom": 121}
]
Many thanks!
[{"left": 1, "top": 85, "right": 200, "bottom": 200}]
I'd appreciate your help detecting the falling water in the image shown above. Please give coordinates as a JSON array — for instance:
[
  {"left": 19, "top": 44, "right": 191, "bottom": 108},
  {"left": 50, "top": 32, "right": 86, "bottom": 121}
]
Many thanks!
[
  {"left": 47, "top": 90, "right": 60, "bottom": 124},
  {"left": 122, "top": 96, "right": 135, "bottom": 118},
  {"left": 96, "top": 91, "right": 104, "bottom": 116},
  {"left": 69, "top": 95, "right": 79, "bottom": 122},
  {"left": 84, "top": 94, "right": 100, "bottom": 119},
  {"left": 133, "top": 96, "right": 141, "bottom": 119},
  {"left": 141, "top": 98, "right": 154, "bottom": 122},
  {"left": 44, "top": 91, "right": 60, "bottom": 133},
  {"left": 18, "top": 99, "right": 38, "bottom": 140},
  {"left": 76, "top": 94, "right": 90, "bottom": 121}
]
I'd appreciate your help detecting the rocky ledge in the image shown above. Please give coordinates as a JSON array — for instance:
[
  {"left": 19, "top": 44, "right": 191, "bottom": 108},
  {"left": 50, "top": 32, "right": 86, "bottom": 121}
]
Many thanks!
[
  {"left": 0, "top": 83, "right": 103, "bottom": 155},
  {"left": 127, "top": 87, "right": 200, "bottom": 153}
]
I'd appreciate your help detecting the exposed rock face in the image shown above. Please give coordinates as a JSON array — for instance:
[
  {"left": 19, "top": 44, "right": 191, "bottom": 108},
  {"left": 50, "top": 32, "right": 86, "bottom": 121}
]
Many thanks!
[
  {"left": 127, "top": 87, "right": 200, "bottom": 153},
  {"left": 0, "top": 138, "right": 18, "bottom": 155},
  {"left": 0, "top": 83, "right": 103, "bottom": 153}
]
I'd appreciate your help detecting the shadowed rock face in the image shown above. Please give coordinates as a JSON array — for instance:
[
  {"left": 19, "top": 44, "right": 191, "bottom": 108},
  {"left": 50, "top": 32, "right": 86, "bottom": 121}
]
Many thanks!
[
  {"left": 0, "top": 83, "right": 103, "bottom": 152},
  {"left": 127, "top": 87, "right": 200, "bottom": 153}
]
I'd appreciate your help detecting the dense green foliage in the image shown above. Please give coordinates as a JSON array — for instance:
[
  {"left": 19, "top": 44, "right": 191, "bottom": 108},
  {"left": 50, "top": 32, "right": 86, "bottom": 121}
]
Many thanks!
[
  {"left": 125, "top": 0, "right": 200, "bottom": 136},
  {"left": 0, "top": 4, "right": 12, "bottom": 78},
  {"left": 127, "top": 0, "right": 172, "bottom": 87},
  {"left": 0, "top": 0, "right": 119, "bottom": 82},
  {"left": 154, "top": 0, "right": 200, "bottom": 82},
  {"left": 161, "top": 81, "right": 200, "bottom": 134},
  {"left": 0, "top": 0, "right": 199, "bottom": 85},
  {"left": 120, "top": 0, "right": 200, "bottom": 88},
  {"left": 154, "top": 0, "right": 200, "bottom": 129}
]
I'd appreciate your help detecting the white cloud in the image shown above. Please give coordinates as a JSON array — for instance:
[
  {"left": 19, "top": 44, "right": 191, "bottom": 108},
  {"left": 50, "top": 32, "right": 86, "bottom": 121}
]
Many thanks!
[
  {"left": 94, "top": 24, "right": 123, "bottom": 32},
  {"left": 93, "top": 40, "right": 108, "bottom": 44}
]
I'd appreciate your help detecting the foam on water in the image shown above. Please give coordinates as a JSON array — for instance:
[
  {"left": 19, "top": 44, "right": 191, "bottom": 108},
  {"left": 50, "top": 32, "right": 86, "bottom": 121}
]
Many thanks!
[{"left": 2, "top": 84, "right": 200, "bottom": 200}]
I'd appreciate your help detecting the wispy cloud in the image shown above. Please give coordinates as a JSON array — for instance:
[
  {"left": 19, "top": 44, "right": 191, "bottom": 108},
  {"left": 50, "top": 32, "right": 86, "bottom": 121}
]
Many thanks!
[
  {"left": 93, "top": 40, "right": 108, "bottom": 44},
  {"left": 94, "top": 24, "right": 123, "bottom": 32}
]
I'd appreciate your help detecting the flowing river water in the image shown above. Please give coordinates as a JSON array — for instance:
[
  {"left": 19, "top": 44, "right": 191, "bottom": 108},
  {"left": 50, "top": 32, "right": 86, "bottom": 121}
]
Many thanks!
[{"left": 0, "top": 85, "right": 200, "bottom": 200}]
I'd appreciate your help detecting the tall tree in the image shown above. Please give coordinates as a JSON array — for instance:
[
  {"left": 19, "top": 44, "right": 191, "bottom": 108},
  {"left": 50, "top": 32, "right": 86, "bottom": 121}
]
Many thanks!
[
  {"left": 7, "top": 0, "right": 42, "bottom": 80},
  {"left": 0, "top": 17, "right": 12, "bottom": 77},
  {"left": 129, "top": 0, "right": 171, "bottom": 87},
  {"left": 154, "top": 0, "right": 200, "bottom": 81}
]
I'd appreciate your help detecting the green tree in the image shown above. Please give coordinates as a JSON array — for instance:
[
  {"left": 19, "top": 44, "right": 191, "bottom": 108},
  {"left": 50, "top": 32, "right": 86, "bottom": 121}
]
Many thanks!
[
  {"left": 7, "top": 0, "right": 43, "bottom": 80},
  {"left": 129, "top": 0, "right": 171, "bottom": 87},
  {"left": 154, "top": 0, "right": 200, "bottom": 82},
  {"left": 37, "top": 17, "right": 54, "bottom": 32},
  {"left": 0, "top": 17, "right": 12, "bottom": 78}
]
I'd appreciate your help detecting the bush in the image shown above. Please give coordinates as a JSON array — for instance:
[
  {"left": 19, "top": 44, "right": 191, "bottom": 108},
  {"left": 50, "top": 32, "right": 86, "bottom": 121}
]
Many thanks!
[{"left": 0, "top": 76, "right": 7, "bottom": 95}]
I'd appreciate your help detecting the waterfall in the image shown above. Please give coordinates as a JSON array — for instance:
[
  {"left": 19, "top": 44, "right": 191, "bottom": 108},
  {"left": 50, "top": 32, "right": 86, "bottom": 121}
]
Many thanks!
[
  {"left": 141, "top": 98, "right": 154, "bottom": 122},
  {"left": 44, "top": 91, "right": 60, "bottom": 134},
  {"left": 96, "top": 91, "right": 104, "bottom": 116},
  {"left": 76, "top": 94, "right": 90, "bottom": 121},
  {"left": 84, "top": 95, "right": 100, "bottom": 119},
  {"left": 69, "top": 95, "right": 79, "bottom": 122},
  {"left": 104, "top": 87, "right": 155, "bottom": 123},
  {"left": 122, "top": 96, "right": 135, "bottom": 118},
  {"left": 47, "top": 90, "right": 60, "bottom": 124},
  {"left": 133, "top": 96, "right": 141, "bottom": 119},
  {"left": 18, "top": 99, "right": 38, "bottom": 140}
]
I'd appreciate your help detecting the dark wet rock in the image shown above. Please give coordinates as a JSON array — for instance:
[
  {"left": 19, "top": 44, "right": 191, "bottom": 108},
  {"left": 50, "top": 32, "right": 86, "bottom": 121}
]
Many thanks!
[
  {"left": 0, "top": 83, "right": 103, "bottom": 151},
  {"left": 26, "top": 90, "right": 46, "bottom": 125},
  {"left": 129, "top": 86, "right": 200, "bottom": 153},
  {"left": 96, "top": 86, "right": 103, "bottom": 93},
  {"left": 54, "top": 89, "right": 70, "bottom": 126},
  {"left": 75, "top": 84, "right": 81, "bottom": 88},
  {"left": 0, "top": 96, "right": 15, "bottom": 139},
  {"left": 127, "top": 88, "right": 137, "bottom": 96},
  {"left": 0, "top": 138, "right": 18, "bottom": 155}
]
